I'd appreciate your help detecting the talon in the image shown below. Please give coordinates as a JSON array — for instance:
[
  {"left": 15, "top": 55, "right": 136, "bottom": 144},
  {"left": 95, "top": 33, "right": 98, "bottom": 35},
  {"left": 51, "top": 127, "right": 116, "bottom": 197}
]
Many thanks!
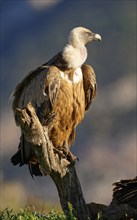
[
  {"left": 53, "top": 147, "right": 77, "bottom": 164},
  {"left": 67, "top": 151, "right": 77, "bottom": 164},
  {"left": 53, "top": 148, "right": 67, "bottom": 159}
]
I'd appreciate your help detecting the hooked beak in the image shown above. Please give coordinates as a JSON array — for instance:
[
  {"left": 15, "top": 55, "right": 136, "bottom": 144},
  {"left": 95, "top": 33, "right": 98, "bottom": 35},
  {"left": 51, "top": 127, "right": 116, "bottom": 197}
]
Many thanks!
[{"left": 93, "top": 33, "right": 102, "bottom": 41}]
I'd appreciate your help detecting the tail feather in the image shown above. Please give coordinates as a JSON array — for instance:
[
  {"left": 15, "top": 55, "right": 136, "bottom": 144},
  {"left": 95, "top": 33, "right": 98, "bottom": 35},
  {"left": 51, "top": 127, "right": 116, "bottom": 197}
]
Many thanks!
[
  {"left": 28, "top": 163, "right": 44, "bottom": 178},
  {"left": 11, "top": 150, "right": 22, "bottom": 166},
  {"left": 11, "top": 134, "right": 44, "bottom": 177}
]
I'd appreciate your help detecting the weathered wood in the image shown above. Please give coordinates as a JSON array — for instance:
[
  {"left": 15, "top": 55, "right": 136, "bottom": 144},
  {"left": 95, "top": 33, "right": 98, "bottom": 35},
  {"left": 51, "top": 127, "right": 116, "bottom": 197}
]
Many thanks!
[
  {"left": 105, "top": 176, "right": 137, "bottom": 220},
  {"left": 87, "top": 177, "right": 137, "bottom": 220},
  {"left": 15, "top": 102, "right": 137, "bottom": 220},
  {"left": 51, "top": 166, "right": 90, "bottom": 220}
]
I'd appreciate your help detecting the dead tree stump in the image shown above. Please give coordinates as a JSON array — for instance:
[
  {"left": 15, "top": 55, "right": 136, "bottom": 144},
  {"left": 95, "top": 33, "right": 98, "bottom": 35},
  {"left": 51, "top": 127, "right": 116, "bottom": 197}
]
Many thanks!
[{"left": 15, "top": 102, "right": 137, "bottom": 220}]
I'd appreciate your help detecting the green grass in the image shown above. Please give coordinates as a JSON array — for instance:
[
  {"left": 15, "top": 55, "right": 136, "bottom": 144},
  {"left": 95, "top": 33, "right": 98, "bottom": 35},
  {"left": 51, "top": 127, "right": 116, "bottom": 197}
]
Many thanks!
[{"left": 0, "top": 205, "right": 77, "bottom": 220}]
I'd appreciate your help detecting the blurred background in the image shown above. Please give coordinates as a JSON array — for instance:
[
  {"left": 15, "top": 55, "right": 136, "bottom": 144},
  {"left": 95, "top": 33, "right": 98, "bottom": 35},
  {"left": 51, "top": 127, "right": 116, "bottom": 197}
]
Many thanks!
[{"left": 0, "top": 0, "right": 136, "bottom": 213}]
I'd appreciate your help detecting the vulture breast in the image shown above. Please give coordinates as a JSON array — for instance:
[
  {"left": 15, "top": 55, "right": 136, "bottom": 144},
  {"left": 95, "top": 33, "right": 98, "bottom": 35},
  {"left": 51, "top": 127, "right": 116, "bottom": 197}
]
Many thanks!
[{"left": 49, "top": 68, "right": 85, "bottom": 148}]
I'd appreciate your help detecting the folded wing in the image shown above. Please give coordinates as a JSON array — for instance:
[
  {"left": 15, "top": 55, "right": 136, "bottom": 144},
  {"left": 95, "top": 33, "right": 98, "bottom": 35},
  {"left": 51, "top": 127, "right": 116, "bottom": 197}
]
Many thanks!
[
  {"left": 11, "top": 65, "right": 61, "bottom": 177},
  {"left": 82, "top": 64, "right": 97, "bottom": 111}
]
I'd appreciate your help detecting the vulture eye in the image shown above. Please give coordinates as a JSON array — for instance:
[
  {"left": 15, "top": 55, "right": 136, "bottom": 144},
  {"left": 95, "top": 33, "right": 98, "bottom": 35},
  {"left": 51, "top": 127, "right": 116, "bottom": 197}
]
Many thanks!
[{"left": 85, "top": 32, "right": 92, "bottom": 37}]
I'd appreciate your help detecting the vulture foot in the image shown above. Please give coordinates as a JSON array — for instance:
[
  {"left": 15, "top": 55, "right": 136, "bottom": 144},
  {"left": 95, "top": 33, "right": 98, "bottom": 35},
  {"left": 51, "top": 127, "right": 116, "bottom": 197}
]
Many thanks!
[{"left": 53, "top": 147, "right": 77, "bottom": 164}]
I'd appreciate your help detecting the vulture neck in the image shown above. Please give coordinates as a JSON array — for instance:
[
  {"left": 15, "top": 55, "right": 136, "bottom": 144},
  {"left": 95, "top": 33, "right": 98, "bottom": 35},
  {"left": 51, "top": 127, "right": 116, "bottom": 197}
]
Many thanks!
[{"left": 62, "top": 42, "right": 87, "bottom": 69}]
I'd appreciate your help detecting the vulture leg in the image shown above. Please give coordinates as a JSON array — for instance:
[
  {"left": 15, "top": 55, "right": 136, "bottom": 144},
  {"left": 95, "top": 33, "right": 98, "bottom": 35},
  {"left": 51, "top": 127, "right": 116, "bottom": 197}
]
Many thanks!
[
  {"left": 63, "top": 141, "right": 77, "bottom": 163},
  {"left": 53, "top": 142, "right": 77, "bottom": 163},
  {"left": 53, "top": 147, "right": 67, "bottom": 159}
]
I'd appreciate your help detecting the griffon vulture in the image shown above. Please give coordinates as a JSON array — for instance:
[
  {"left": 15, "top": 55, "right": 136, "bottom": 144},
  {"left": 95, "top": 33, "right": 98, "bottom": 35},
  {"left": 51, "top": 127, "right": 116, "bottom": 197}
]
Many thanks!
[{"left": 11, "top": 27, "right": 101, "bottom": 176}]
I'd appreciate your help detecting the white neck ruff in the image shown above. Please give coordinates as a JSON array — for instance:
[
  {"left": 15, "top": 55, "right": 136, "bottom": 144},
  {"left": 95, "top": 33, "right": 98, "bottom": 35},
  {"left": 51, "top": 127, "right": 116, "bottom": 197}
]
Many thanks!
[{"left": 62, "top": 44, "right": 87, "bottom": 69}]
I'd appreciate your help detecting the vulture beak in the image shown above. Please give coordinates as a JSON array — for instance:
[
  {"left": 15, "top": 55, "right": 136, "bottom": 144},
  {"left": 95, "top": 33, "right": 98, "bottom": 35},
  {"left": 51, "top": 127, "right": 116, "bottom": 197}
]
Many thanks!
[{"left": 93, "top": 33, "right": 102, "bottom": 41}]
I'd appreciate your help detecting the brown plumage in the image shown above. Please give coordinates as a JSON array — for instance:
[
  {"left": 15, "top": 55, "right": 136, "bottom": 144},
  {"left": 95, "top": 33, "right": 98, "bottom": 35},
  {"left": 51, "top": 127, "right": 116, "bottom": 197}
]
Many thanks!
[{"left": 11, "top": 27, "right": 101, "bottom": 177}]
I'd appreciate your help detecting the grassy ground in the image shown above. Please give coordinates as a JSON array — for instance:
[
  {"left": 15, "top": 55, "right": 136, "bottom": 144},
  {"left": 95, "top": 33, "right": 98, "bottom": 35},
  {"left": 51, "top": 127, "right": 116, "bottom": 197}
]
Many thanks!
[{"left": 0, "top": 206, "right": 77, "bottom": 220}]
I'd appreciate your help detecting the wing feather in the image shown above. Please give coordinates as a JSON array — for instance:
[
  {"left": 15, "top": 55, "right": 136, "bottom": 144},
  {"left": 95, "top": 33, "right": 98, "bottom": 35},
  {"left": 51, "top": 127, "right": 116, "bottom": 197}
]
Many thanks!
[
  {"left": 12, "top": 65, "right": 61, "bottom": 125},
  {"left": 82, "top": 64, "right": 97, "bottom": 111},
  {"left": 11, "top": 65, "right": 61, "bottom": 177}
]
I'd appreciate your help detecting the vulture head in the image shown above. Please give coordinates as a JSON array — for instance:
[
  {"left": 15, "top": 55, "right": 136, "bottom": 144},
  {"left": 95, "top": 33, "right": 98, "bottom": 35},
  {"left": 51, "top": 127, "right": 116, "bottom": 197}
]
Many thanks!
[
  {"left": 63, "top": 26, "right": 101, "bottom": 68},
  {"left": 68, "top": 27, "right": 102, "bottom": 47}
]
